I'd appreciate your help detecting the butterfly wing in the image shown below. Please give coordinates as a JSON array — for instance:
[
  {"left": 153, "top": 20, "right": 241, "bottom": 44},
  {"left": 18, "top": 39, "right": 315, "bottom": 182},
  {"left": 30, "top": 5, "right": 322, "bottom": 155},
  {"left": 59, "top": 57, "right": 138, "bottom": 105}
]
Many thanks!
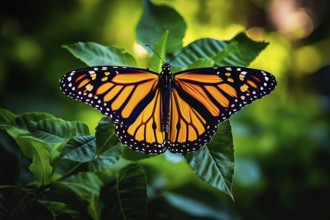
[
  {"left": 168, "top": 66, "right": 276, "bottom": 153},
  {"left": 59, "top": 66, "right": 159, "bottom": 126},
  {"left": 173, "top": 66, "right": 277, "bottom": 125},
  {"left": 168, "top": 88, "right": 217, "bottom": 154},
  {"left": 115, "top": 89, "right": 166, "bottom": 154},
  {"left": 60, "top": 66, "right": 166, "bottom": 154}
]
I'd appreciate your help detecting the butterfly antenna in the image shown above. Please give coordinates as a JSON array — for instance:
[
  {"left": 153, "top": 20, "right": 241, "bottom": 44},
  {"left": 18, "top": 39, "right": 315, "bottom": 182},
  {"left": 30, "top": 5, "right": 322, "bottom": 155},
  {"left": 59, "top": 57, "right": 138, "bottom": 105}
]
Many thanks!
[
  {"left": 145, "top": 44, "right": 166, "bottom": 64},
  {"left": 168, "top": 47, "right": 191, "bottom": 64}
]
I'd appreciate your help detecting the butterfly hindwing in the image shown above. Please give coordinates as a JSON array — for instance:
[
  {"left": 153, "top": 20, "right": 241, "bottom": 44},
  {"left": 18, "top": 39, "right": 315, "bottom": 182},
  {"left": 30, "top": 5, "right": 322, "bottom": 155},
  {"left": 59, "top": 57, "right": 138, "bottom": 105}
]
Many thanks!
[
  {"left": 168, "top": 88, "right": 217, "bottom": 154},
  {"left": 59, "top": 66, "right": 159, "bottom": 126},
  {"left": 173, "top": 66, "right": 277, "bottom": 125},
  {"left": 115, "top": 90, "right": 167, "bottom": 154}
]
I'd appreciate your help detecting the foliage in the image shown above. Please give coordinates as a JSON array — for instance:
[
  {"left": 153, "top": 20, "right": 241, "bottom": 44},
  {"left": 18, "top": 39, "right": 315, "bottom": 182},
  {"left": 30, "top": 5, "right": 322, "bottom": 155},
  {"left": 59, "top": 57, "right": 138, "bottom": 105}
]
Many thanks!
[{"left": 0, "top": 0, "right": 275, "bottom": 219}]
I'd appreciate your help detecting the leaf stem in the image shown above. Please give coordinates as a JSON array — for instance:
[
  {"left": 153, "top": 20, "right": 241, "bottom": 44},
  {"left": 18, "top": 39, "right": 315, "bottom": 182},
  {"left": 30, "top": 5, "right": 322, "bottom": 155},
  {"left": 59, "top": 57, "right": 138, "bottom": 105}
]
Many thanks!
[{"left": 39, "top": 162, "right": 82, "bottom": 191}]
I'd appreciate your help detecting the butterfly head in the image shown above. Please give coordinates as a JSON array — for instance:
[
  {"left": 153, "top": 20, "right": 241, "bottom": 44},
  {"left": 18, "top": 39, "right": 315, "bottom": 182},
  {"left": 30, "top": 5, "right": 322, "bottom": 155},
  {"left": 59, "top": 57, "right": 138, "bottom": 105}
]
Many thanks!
[{"left": 161, "top": 63, "right": 171, "bottom": 74}]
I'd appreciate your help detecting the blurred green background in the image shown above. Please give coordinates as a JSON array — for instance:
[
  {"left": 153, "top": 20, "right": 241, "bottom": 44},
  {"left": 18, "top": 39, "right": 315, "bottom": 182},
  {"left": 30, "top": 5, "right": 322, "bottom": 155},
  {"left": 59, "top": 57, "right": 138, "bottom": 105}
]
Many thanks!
[{"left": 1, "top": 0, "right": 330, "bottom": 219}]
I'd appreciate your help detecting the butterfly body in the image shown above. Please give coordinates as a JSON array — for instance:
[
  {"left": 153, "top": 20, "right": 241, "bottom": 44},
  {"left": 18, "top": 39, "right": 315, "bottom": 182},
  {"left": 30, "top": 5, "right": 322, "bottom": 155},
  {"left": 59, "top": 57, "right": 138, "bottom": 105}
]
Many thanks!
[
  {"left": 60, "top": 63, "right": 276, "bottom": 154},
  {"left": 159, "top": 63, "right": 173, "bottom": 133}
]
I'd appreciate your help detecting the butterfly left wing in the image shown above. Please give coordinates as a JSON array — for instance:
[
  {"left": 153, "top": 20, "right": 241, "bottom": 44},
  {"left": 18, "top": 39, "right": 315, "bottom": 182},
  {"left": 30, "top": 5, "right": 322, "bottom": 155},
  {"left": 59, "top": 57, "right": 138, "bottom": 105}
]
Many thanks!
[
  {"left": 59, "top": 66, "right": 159, "bottom": 126},
  {"left": 60, "top": 66, "right": 167, "bottom": 154}
]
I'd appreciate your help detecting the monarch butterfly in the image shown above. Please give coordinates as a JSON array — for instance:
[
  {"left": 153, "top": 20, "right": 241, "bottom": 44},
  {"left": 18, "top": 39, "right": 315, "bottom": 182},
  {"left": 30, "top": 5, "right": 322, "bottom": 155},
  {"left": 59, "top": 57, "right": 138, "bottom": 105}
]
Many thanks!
[{"left": 60, "top": 62, "right": 276, "bottom": 154}]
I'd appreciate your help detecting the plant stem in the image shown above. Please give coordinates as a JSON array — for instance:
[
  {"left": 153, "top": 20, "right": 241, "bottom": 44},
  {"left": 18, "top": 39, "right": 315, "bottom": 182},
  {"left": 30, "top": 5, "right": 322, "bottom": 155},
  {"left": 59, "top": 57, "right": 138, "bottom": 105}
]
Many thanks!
[{"left": 39, "top": 162, "right": 82, "bottom": 191}]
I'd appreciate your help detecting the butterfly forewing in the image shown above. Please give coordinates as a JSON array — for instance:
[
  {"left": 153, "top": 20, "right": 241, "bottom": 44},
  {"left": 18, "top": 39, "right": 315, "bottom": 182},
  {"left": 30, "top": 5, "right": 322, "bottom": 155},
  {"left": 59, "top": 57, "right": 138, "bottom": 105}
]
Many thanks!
[
  {"left": 59, "top": 66, "right": 159, "bottom": 126},
  {"left": 173, "top": 67, "right": 277, "bottom": 125}
]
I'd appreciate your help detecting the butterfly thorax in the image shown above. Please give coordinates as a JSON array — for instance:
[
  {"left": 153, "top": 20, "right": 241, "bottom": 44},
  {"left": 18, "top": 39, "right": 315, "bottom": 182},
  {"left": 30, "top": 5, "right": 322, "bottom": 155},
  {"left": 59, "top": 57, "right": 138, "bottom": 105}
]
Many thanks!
[
  {"left": 160, "top": 63, "right": 173, "bottom": 133},
  {"left": 159, "top": 63, "right": 172, "bottom": 90}
]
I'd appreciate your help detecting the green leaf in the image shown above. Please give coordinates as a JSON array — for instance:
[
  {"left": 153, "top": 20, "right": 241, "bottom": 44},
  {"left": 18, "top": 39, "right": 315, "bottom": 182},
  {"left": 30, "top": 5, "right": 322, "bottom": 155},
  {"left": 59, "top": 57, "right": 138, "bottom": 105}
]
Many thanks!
[
  {"left": 87, "top": 193, "right": 101, "bottom": 220},
  {"left": 39, "top": 201, "right": 78, "bottom": 219},
  {"left": 42, "top": 182, "right": 86, "bottom": 219},
  {"left": 101, "top": 164, "right": 147, "bottom": 220},
  {"left": 170, "top": 32, "right": 268, "bottom": 69},
  {"left": 29, "top": 118, "right": 90, "bottom": 143},
  {"left": 63, "top": 172, "right": 103, "bottom": 198},
  {"left": 63, "top": 173, "right": 103, "bottom": 220},
  {"left": 0, "top": 130, "right": 20, "bottom": 156},
  {"left": 161, "top": 183, "right": 235, "bottom": 219},
  {"left": 88, "top": 145, "right": 122, "bottom": 172},
  {"left": 0, "top": 108, "right": 16, "bottom": 126},
  {"left": 63, "top": 42, "right": 137, "bottom": 67},
  {"left": 95, "top": 117, "right": 119, "bottom": 156},
  {"left": 148, "top": 31, "right": 168, "bottom": 72},
  {"left": 60, "top": 136, "right": 96, "bottom": 162},
  {"left": 16, "top": 136, "right": 53, "bottom": 185},
  {"left": 185, "top": 121, "right": 235, "bottom": 199},
  {"left": 14, "top": 112, "right": 55, "bottom": 130},
  {"left": 0, "top": 187, "right": 40, "bottom": 220},
  {"left": 136, "top": 0, "right": 186, "bottom": 53},
  {"left": 121, "top": 147, "right": 156, "bottom": 161},
  {"left": 5, "top": 112, "right": 55, "bottom": 139},
  {"left": 186, "top": 58, "right": 215, "bottom": 69}
]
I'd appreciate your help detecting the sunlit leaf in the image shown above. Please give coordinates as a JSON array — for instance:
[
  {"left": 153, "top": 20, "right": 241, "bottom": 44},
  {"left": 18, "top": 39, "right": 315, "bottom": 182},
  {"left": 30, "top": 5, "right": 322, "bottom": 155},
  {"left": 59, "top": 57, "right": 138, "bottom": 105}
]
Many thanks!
[
  {"left": 148, "top": 31, "right": 168, "bottom": 72},
  {"left": 101, "top": 164, "right": 147, "bottom": 220},
  {"left": 186, "top": 58, "right": 214, "bottom": 69},
  {"left": 63, "top": 42, "right": 137, "bottom": 67},
  {"left": 88, "top": 145, "right": 122, "bottom": 172},
  {"left": 95, "top": 117, "right": 119, "bottom": 156},
  {"left": 185, "top": 121, "right": 235, "bottom": 199},
  {"left": 29, "top": 118, "right": 90, "bottom": 143},
  {"left": 136, "top": 0, "right": 186, "bottom": 53},
  {"left": 170, "top": 32, "right": 268, "bottom": 69},
  {"left": 60, "top": 136, "right": 96, "bottom": 162},
  {"left": 16, "top": 136, "right": 53, "bottom": 185}
]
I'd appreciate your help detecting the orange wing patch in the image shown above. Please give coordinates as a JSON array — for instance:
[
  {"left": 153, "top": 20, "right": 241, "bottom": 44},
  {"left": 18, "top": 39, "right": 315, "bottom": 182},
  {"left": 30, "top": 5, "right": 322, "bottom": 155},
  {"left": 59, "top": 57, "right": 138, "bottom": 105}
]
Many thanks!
[
  {"left": 174, "top": 71, "right": 241, "bottom": 124},
  {"left": 59, "top": 67, "right": 159, "bottom": 126},
  {"left": 115, "top": 90, "right": 166, "bottom": 154},
  {"left": 173, "top": 67, "right": 276, "bottom": 125},
  {"left": 175, "top": 73, "right": 223, "bottom": 83},
  {"left": 177, "top": 80, "right": 220, "bottom": 116},
  {"left": 168, "top": 89, "right": 217, "bottom": 154}
]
